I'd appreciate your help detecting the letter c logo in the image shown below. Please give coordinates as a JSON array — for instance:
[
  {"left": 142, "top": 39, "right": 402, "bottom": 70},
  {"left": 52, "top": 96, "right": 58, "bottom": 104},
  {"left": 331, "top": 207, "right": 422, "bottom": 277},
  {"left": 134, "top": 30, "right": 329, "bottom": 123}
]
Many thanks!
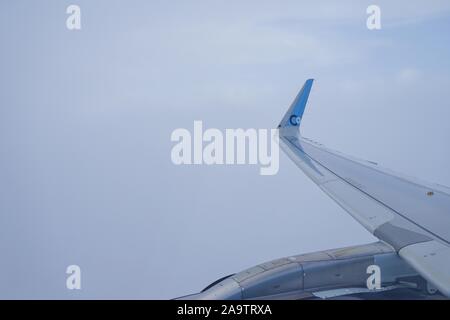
[{"left": 290, "top": 115, "right": 300, "bottom": 126}]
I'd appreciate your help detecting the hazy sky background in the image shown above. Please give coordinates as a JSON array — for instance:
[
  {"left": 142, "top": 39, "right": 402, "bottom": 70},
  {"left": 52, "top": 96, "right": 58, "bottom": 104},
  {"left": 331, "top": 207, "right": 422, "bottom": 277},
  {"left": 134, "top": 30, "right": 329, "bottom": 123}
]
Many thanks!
[{"left": 1, "top": 0, "right": 450, "bottom": 299}]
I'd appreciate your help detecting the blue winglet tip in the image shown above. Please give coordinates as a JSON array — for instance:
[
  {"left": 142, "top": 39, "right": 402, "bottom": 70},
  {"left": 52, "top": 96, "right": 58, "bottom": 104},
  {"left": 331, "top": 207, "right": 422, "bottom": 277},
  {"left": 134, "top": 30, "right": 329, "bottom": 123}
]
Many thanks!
[{"left": 279, "top": 79, "right": 314, "bottom": 130}]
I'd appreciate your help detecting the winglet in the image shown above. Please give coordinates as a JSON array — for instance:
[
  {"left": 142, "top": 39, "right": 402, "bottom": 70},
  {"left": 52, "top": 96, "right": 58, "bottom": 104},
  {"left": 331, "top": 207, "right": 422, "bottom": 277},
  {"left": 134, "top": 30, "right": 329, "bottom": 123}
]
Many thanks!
[{"left": 278, "top": 79, "right": 314, "bottom": 134}]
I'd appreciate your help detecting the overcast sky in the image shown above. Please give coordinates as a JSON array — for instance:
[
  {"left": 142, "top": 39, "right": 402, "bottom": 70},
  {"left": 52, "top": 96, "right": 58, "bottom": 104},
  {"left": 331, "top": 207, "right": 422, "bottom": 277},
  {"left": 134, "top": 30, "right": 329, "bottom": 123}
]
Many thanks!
[{"left": 1, "top": 0, "right": 450, "bottom": 299}]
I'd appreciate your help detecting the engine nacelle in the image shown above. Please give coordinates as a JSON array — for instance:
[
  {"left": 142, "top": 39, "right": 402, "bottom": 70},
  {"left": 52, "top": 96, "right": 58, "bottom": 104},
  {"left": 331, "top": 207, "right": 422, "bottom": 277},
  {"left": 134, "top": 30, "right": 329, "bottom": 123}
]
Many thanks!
[{"left": 177, "top": 242, "right": 423, "bottom": 300}]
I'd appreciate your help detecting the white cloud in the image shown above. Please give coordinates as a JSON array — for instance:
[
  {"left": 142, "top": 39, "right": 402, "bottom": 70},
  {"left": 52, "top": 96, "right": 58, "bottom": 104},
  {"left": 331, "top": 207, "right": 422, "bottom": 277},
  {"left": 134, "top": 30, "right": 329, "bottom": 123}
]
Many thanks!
[{"left": 396, "top": 68, "right": 420, "bottom": 84}]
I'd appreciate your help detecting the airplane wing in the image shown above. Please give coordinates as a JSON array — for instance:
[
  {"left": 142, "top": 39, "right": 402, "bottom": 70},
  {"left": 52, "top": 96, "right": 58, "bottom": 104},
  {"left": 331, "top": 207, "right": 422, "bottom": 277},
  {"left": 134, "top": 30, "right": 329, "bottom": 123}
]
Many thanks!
[{"left": 278, "top": 79, "right": 450, "bottom": 297}]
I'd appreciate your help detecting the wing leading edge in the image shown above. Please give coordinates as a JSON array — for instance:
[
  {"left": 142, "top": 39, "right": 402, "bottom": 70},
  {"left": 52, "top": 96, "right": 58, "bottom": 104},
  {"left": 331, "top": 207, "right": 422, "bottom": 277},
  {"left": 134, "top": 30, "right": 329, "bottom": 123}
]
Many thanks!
[{"left": 278, "top": 79, "right": 450, "bottom": 297}]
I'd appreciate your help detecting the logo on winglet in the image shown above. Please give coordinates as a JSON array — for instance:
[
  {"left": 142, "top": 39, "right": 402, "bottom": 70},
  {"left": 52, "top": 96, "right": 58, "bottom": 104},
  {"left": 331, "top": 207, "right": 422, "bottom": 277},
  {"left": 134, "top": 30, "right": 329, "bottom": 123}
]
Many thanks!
[{"left": 290, "top": 115, "right": 301, "bottom": 126}]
